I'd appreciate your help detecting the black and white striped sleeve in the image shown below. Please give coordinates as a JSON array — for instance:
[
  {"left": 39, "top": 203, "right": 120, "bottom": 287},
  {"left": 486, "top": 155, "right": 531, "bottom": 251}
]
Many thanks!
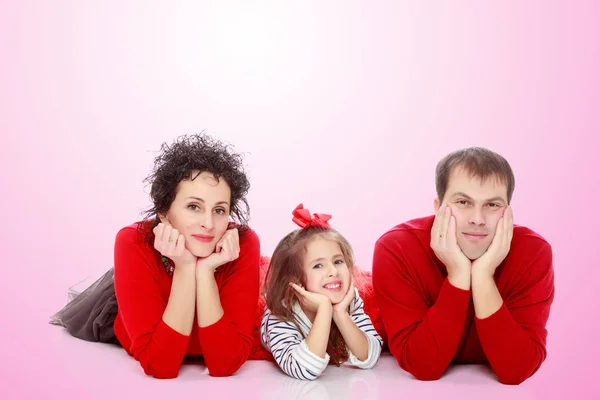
[
  {"left": 260, "top": 308, "right": 329, "bottom": 380},
  {"left": 347, "top": 289, "right": 383, "bottom": 369}
]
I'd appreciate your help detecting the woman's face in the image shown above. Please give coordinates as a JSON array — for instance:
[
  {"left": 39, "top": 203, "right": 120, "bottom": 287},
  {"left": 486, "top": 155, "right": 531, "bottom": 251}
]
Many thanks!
[{"left": 160, "top": 171, "right": 231, "bottom": 257}]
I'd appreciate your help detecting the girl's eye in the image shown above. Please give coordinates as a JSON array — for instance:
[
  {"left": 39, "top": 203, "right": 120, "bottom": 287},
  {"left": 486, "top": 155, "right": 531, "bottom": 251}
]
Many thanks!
[
  {"left": 334, "top": 259, "right": 345, "bottom": 265},
  {"left": 313, "top": 264, "right": 322, "bottom": 269}
]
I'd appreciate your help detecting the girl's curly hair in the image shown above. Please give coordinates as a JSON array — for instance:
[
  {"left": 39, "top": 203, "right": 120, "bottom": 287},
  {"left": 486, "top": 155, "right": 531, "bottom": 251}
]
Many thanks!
[{"left": 138, "top": 132, "right": 250, "bottom": 244}]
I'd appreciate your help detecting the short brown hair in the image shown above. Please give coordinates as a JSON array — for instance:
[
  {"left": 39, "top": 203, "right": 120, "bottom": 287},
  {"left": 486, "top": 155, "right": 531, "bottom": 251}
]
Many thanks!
[
  {"left": 263, "top": 227, "right": 356, "bottom": 366},
  {"left": 435, "top": 147, "right": 515, "bottom": 203}
]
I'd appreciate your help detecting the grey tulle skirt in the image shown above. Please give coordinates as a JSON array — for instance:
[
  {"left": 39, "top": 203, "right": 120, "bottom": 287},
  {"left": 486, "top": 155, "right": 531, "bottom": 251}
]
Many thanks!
[{"left": 49, "top": 268, "right": 120, "bottom": 345}]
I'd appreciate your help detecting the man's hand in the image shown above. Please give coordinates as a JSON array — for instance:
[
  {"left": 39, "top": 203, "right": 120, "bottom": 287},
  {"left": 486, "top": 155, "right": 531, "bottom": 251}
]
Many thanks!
[
  {"left": 472, "top": 206, "right": 514, "bottom": 279},
  {"left": 431, "top": 204, "right": 472, "bottom": 290}
]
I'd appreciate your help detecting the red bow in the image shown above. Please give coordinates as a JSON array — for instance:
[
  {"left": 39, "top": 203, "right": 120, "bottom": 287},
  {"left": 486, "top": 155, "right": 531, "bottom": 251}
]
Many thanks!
[{"left": 292, "top": 203, "right": 332, "bottom": 229}]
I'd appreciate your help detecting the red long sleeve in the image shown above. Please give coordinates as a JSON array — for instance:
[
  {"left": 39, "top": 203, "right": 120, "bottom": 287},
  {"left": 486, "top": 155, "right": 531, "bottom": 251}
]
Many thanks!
[
  {"left": 113, "top": 224, "right": 261, "bottom": 379},
  {"left": 372, "top": 229, "right": 471, "bottom": 380},
  {"left": 372, "top": 216, "right": 555, "bottom": 384},
  {"left": 475, "top": 238, "right": 554, "bottom": 384},
  {"left": 113, "top": 226, "right": 190, "bottom": 379},
  {"left": 198, "top": 229, "right": 261, "bottom": 377}
]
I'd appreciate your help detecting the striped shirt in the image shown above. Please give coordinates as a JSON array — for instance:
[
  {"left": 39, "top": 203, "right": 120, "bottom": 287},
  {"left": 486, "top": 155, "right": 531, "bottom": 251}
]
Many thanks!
[{"left": 260, "top": 288, "right": 383, "bottom": 380}]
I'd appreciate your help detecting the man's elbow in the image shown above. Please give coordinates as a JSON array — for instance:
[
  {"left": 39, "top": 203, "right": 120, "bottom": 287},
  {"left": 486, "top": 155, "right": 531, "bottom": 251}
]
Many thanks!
[
  {"left": 495, "top": 368, "right": 535, "bottom": 385},
  {"left": 494, "top": 350, "right": 545, "bottom": 385},
  {"left": 397, "top": 357, "right": 446, "bottom": 381},
  {"left": 394, "top": 348, "right": 447, "bottom": 381},
  {"left": 410, "top": 368, "right": 445, "bottom": 381}
]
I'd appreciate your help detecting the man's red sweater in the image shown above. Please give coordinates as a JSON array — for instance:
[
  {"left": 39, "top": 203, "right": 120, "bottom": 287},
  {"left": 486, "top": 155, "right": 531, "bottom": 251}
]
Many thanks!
[
  {"left": 372, "top": 216, "right": 554, "bottom": 385},
  {"left": 113, "top": 223, "right": 260, "bottom": 379}
]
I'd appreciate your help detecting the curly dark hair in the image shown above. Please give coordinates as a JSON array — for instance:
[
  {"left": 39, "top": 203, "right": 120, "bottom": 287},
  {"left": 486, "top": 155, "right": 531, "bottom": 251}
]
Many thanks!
[{"left": 138, "top": 132, "right": 251, "bottom": 244}]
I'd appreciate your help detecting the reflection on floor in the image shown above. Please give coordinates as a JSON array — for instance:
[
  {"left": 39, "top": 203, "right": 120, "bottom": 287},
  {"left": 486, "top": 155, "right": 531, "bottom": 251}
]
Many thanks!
[{"left": 49, "top": 326, "right": 537, "bottom": 400}]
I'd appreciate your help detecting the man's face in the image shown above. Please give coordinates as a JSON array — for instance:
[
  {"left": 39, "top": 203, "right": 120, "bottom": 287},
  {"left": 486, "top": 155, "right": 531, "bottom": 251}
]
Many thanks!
[{"left": 435, "top": 167, "right": 509, "bottom": 260}]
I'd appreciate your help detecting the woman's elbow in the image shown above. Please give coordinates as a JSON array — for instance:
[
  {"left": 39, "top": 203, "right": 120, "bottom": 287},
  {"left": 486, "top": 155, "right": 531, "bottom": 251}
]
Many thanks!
[
  {"left": 142, "top": 364, "right": 180, "bottom": 379},
  {"left": 207, "top": 359, "right": 245, "bottom": 377}
]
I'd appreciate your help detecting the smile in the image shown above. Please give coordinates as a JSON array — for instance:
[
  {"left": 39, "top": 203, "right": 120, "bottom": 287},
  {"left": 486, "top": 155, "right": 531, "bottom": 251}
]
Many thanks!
[
  {"left": 463, "top": 233, "right": 487, "bottom": 242},
  {"left": 323, "top": 281, "right": 343, "bottom": 291},
  {"left": 192, "top": 234, "right": 214, "bottom": 243}
]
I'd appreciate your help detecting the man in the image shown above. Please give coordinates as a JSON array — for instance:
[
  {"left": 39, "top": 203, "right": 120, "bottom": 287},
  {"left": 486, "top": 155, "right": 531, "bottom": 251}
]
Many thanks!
[{"left": 372, "top": 147, "right": 554, "bottom": 385}]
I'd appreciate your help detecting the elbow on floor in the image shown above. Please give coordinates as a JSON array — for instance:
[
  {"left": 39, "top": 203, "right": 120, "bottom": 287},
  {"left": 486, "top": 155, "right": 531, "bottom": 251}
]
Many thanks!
[
  {"left": 403, "top": 364, "right": 445, "bottom": 381},
  {"left": 208, "top": 362, "right": 243, "bottom": 377},
  {"left": 297, "top": 373, "right": 318, "bottom": 381},
  {"left": 412, "top": 370, "right": 445, "bottom": 381},
  {"left": 144, "top": 367, "right": 179, "bottom": 380},
  {"left": 497, "top": 372, "right": 529, "bottom": 385}
]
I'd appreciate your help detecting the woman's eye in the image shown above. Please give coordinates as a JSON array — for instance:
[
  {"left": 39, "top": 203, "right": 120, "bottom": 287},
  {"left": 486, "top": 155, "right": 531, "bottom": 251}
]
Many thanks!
[
  {"left": 188, "top": 204, "right": 199, "bottom": 211},
  {"left": 214, "top": 208, "right": 226, "bottom": 215}
]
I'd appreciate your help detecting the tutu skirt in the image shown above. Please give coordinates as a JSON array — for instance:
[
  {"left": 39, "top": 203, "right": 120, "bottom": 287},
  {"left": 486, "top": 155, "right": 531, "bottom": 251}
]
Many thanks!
[{"left": 50, "top": 268, "right": 120, "bottom": 344}]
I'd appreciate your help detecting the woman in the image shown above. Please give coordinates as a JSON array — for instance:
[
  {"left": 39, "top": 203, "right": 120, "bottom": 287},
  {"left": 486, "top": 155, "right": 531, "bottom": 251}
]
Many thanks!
[{"left": 51, "top": 133, "right": 260, "bottom": 378}]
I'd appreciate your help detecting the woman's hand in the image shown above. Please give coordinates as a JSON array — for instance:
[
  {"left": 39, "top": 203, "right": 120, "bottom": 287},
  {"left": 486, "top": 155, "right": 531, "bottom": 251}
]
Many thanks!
[
  {"left": 196, "top": 228, "right": 240, "bottom": 273},
  {"left": 153, "top": 222, "right": 197, "bottom": 267}
]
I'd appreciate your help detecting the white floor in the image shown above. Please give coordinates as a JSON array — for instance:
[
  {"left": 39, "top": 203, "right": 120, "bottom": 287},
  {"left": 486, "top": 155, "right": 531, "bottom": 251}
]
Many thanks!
[{"left": 37, "top": 325, "right": 546, "bottom": 400}]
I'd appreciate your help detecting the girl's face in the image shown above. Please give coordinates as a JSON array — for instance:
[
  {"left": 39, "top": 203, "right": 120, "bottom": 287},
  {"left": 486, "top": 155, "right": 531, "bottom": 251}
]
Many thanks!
[
  {"left": 302, "top": 236, "right": 351, "bottom": 304},
  {"left": 160, "top": 171, "right": 231, "bottom": 257}
]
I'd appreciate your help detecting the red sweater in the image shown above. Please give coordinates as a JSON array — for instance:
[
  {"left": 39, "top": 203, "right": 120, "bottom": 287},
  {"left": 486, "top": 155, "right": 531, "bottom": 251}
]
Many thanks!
[
  {"left": 372, "top": 216, "right": 554, "bottom": 385},
  {"left": 113, "top": 223, "right": 260, "bottom": 379}
]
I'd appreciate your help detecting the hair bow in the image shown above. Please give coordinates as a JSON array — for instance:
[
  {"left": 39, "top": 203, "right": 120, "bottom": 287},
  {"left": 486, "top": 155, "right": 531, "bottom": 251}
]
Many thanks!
[{"left": 292, "top": 203, "right": 332, "bottom": 229}]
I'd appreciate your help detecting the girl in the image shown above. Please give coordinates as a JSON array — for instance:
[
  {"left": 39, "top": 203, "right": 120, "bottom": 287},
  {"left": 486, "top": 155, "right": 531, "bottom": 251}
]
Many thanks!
[
  {"left": 260, "top": 204, "right": 382, "bottom": 380},
  {"left": 51, "top": 133, "right": 260, "bottom": 378}
]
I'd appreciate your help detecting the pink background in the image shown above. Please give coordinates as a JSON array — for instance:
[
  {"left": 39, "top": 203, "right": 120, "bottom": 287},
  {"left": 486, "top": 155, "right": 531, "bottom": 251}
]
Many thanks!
[{"left": 1, "top": 1, "right": 598, "bottom": 399}]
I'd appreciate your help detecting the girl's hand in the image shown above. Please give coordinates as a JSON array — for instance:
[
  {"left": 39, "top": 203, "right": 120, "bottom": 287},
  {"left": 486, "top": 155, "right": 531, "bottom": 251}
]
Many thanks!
[
  {"left": 332, "top": 281, "right": 355, "bottom": 315},
  {"left": 289, "top": 283, "right": 332, "bottom": 314}
]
